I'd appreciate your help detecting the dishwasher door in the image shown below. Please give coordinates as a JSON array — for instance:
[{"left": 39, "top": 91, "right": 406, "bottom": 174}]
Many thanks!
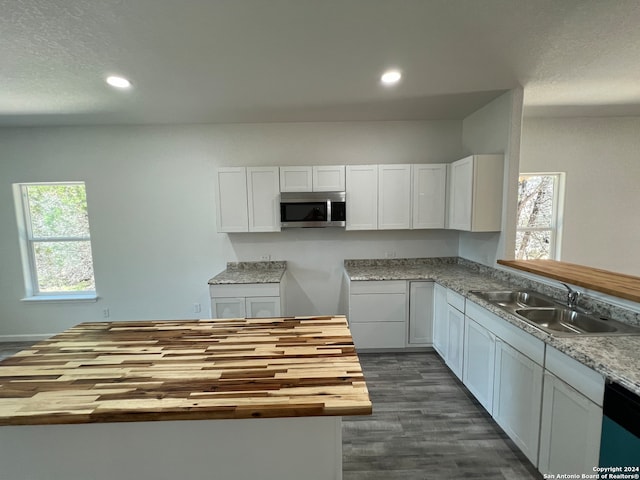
[{"left": 599, "top": 381, "right": 640, "bottom": 467}]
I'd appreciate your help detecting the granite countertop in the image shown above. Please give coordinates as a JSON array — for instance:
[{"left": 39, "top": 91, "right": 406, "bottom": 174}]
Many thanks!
[
  {"left": 344, "top": 257, "right": 640, "bottom": 396},
  {"left": 208, "top": 261, "right": 286, "bottom": 285},
  {"left": 0, "top": 316, "right": 371, "bottom": 426}
]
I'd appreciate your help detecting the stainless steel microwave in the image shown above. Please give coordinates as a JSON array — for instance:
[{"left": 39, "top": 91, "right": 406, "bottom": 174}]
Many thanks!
[{"left": 280, "top": 191, "right": 346, "bottom": 228}]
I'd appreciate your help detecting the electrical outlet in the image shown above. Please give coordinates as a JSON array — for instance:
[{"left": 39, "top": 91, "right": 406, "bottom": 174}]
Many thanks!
[
  {"left": 260, "top": 254, "right": 271, "bottom": 261},
  {"left": 385, "top": 251, "right": 397, "bottom": 259},
  {"left": 103, "top": 308, "right": 110, "bottom": 319},
  {"left": 194, "top": 303, "right": 202, "bottom": 314}
]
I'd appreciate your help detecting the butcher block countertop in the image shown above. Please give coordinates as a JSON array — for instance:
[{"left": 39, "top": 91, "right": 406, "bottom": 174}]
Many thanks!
[{"left": 0, "top": 316, "right": 372, "bottom": 426}]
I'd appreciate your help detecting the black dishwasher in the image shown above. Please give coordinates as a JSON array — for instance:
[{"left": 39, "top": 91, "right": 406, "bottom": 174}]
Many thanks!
[{"left": 599, "top": 381, "right": 640, "bottom": 468}]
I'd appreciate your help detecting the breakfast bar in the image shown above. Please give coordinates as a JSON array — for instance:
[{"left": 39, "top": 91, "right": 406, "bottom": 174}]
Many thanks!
[{"left": 0, "top": 316, "right": 371, "bottom": 480}]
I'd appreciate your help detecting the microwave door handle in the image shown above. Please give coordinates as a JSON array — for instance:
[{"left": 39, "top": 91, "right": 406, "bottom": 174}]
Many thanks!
[{"left": 327, "top": 200, "right": 332, "bottom": 221}]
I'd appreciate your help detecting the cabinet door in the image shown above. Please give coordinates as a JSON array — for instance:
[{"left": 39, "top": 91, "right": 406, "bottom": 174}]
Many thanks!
[
  {"left": 211, "top": 297, "right": 246, "bottom": 319},
  {"left": 492, "top": 340, "right": 543, "bottom": 465},
  {"left": 378, "top": 164, "right": 411, "bottom": 230},
  {"left": 312, "top": 166, "right": 345, "bottom": 192},
  {"left": 408, "top": 282, "right": 433, "bottom": 346},
  {"left": 216, "top": 167, "right": 249, "bottom": 233},
  {"left": 346, "top": 165, "right": 378, "bottom": 230},
  {"left": 245, "top": 297, "right": 281, "bottom": 318},
  {"left": 463, "top": 317, "right": 496, "bottom": 413},
  {"left": 538, "top": 372, "right": 602, "bottom": 476},
  {"left": 247, "top": 167, "right": 281, "bottom": 232},
  {"left": 447, "top": 156, "right": 473, "bottom": 231},
  {"left": 280, "top": 166, "right": 312, "bottom": 192},
  {"left": 432, "top": 284, "right": 448, "bottom": 358},
  {"left": 445, "top": 304, "right": 465, "bottom": 380},
  {"left": 412, "top": 164, "right": 446, "bottom": 229}
]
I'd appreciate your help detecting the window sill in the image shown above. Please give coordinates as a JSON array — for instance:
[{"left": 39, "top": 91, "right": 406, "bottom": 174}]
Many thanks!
[{"left": 21, "top": 294, "right": 98, "bottom": 304}]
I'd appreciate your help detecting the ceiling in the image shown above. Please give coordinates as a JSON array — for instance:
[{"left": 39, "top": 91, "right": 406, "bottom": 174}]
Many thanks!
[{"left": 2, "top": 0, "right": 640, "bottom": 127}]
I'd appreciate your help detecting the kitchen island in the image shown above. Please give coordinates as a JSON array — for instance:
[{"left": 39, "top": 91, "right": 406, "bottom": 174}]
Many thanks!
[{"left": 0, "top": 316, "right": 371, "bottom": 480}]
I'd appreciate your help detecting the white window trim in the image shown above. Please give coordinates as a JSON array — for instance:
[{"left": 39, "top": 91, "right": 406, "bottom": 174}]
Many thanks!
[
  {"left": 516, "top": 172, "right": 565, "bottom": 261},
  {"left": 13, "top": 182, "right": 97, "bottom": 301}
]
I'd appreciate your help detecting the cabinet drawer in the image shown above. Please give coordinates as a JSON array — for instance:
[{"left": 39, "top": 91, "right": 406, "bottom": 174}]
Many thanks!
[
  {"left": 446, "top": 289, "right": 465, "bottom": 313},
  {"left": 545, "top": 346, "right": 604, "bottom": 406},
  {"left": 349, "top": 322, "right": 406, "bottom": 349},
  {"left": 210, "top": 283, "right": 280, "bottom": 298},
  {"left": 466, "top": 301, "right": 545, "bottom": 365},
  {"left": 349, "top": 293, "right": 406, "bottom": 323},
  {"left": 349, "top": 280, "right": 407, "bottom": 295}
]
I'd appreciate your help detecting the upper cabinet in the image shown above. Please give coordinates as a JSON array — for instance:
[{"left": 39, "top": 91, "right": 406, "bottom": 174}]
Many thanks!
[
  {"left": 378, "top": 164, "right": 411, "bottom": 230},
  {"left": 216, "top": 167, "right": 249, "bottom": 233},
  {"left": 216, "top": 167, "right": 280, "bottom": 233},
  {"left": 280, "top": 165, "right": 345, "bottom": 192},
  {"left": 412, "top": 164, "right": 447, "bottom": 229},
  {"left": 448, "top": 154, "right": 504, "bottom": 232},
  {"left": 346, "top": 165, "right": 378, "bottom": 230},
  {"left": 312, "top": 166, "right": 345, "bottom": 191}
]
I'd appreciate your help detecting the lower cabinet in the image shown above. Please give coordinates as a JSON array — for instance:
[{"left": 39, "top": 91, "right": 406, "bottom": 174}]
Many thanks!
[
  {"left": 538, "top": 347, "right": 604, "bottom": 476},
  {"left": 445, "top": 303, "right": 464, "bottom": 380},
  {"left": 432, "top": 285, "right": 464, "bottom": 379},
  {"left": 432, "top": 283, "right": 448, "bottom": 357},
  {"left": 210, "top": 283, "right": 283, "bottom": 318},
  {"left": 462, "top": 317, "right": 496, "bottom": 412},
  {"left": 492, "top": 339, "right": 543, "bottom": 465},
  {"left": 347, "top": 280, "right": 434, "bottom": 350}
]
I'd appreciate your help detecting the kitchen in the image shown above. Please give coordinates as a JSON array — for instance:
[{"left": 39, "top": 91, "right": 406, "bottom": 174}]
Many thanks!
[{"left": 1, "top": 1, "right": 640, "bottom": 479}]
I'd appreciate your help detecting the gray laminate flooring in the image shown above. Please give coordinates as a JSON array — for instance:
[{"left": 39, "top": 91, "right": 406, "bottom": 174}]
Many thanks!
[
  {"left": 1, "top": 344, "right": 542, "bottom": 479},
  {"left": 343, "top": 352, "right": 542, "bottom": 480}
]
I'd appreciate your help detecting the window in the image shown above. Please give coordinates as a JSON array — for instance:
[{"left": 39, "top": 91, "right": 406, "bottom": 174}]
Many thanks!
[
  {"left": 14, "top": 182, "right": 96, "bottom": 299},
  {"left": 515, "top": 173, "right": 564, "bottom": 260}
]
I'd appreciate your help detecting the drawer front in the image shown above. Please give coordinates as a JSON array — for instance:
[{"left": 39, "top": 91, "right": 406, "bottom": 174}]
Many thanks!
[
  {"left": 349, "top": 280, "right": 407, "bottom": 295},
  {"left": 349, "top": 293, "right": 406, "bottom": 323},
  {"left": 210, "top": 283, "right": 280, "bottom": 298},
  {"left": 466, "top": 300, "right": 545, "bottom": 365},
  {"left": 446, "top": 289, "right": 465, "bottom": 313},
  {"left": 545, "top": 346, "right": 604, "bottom": 406}
]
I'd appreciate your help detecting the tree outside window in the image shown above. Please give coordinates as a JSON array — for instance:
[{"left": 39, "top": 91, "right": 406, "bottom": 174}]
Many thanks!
[
  {"left": 16, "top": 182, "right": 96, "bottom": 296},
  {"left": 515, "top": 174, "right": 563, "bottom": 260}
]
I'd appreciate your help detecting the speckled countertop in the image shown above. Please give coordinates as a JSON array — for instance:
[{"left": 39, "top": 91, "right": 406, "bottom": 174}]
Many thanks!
[
  {"left": 344, "top": 257, "right": 640, "bottom": 396},
  {"left": 208, "top": 261, "right": 286, "bottom": 285}
]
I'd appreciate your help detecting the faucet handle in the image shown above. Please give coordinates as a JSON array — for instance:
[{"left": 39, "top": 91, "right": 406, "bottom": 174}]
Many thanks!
[{"left": 561, "top": 283, "right": 581, "bottom": 308}]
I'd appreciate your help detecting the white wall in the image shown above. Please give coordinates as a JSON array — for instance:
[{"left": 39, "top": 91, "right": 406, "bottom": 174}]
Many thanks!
[
  {"left": 459, "top": 89, "right": 524, "bottom": 266},
  {"left": 0, "top": 120, "right": 463, "bottom": 338},
  {"left": 520, "top": 116, "right": 640, "bottom": 276}
]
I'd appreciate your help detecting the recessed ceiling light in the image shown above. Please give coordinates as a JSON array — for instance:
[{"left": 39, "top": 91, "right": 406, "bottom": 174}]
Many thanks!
[
  {"left": 106, "top": 75, "right": 132, "bottom": 89},
  {"left": 380, "top": 69, "right": 402, "bottom": 86}
]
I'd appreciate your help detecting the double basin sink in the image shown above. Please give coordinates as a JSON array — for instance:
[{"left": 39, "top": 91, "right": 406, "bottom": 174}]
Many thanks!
[{"left": 470, "top": 290, "right": 640, "bottom": 337}]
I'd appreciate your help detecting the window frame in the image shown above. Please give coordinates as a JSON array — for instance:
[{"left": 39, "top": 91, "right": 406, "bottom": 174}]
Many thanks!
[
  {"left": 515, "top": 172, "right": 565, "bottom": 261},
  {"left": 14, "top": 181, "right": 97, "bottom": 302}
]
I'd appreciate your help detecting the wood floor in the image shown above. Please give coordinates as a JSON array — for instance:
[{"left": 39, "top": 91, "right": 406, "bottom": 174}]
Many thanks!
[
  {"left": 343, "top": 352, "right": 542, "bottom": 480},
  {"left": 2, "top": 343, "right": 541, "bottom": 479}
]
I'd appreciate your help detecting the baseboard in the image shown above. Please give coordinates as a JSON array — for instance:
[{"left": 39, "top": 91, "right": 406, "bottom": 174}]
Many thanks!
[{"left": 0, "top": 334, "right": 53, "bottom": 342}]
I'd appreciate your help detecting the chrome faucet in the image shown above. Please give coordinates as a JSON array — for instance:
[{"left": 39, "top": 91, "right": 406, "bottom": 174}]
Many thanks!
[{"left": 561, "top": 283, "right": 582, "bottom": 309}]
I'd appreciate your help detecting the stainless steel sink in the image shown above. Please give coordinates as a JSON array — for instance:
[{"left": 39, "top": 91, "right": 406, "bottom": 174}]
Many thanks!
[{"left": 470, "top": 290, "right": 640, "bottom": 337}]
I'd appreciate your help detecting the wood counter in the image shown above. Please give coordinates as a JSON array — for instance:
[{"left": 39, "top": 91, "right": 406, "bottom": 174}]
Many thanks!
[{"left": 0, "top": 316, "right": 371, "bottom": 426}]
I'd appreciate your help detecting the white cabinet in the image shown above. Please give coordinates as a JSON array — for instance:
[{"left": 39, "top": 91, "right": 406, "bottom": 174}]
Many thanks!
[
  {"left": 216, "top": 167, "right": 280, "bottom": 233},
  {"left": 412, "top": 164, "right": 447, "bottom": 229},
  {"left": 432, "top": 283, "right": 448, "bottom": 357},
  {"left": 247, "top": 167, "right": 280, "bottom": 232},
  {"left": 312, "top": 166, "right": 345, "bottom": 191},
  {"left": 210, "top": 283, "right": 283, "bottom": 318},
  {"left": 216, "top": 167, "right": 249, "bottom": 233},
  {"left": 538, "top": 347, "right": 603, "bottom": 476},
  {"left": 378, "top": 164, "right": 411, "bottom": 230},
  {"left": 408, "top": 281, "right": 433, "bottom": 346},
  {"left": 348, "top": 280, "right": 407, "bottom": 349},
  {"left": 280, "top": 166, "right": 313, "bottom": 192},
  {"left": 492, "top": 339, "right": 543, "bottom": 465},
  {"left": 448, "top": 154, "right": 504, "bottom": 232},
  {"left": 445, "top": 301, "right": 465, "bottom": 380},
  {"left": 280, "top": 166, "right": 345, "bottom": 192},
  {"left": 463, "top": 317, "right": 496, "bottom": 412},
  {"left": 346, "top": 165, "right": 378, "bottom": 230}
]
